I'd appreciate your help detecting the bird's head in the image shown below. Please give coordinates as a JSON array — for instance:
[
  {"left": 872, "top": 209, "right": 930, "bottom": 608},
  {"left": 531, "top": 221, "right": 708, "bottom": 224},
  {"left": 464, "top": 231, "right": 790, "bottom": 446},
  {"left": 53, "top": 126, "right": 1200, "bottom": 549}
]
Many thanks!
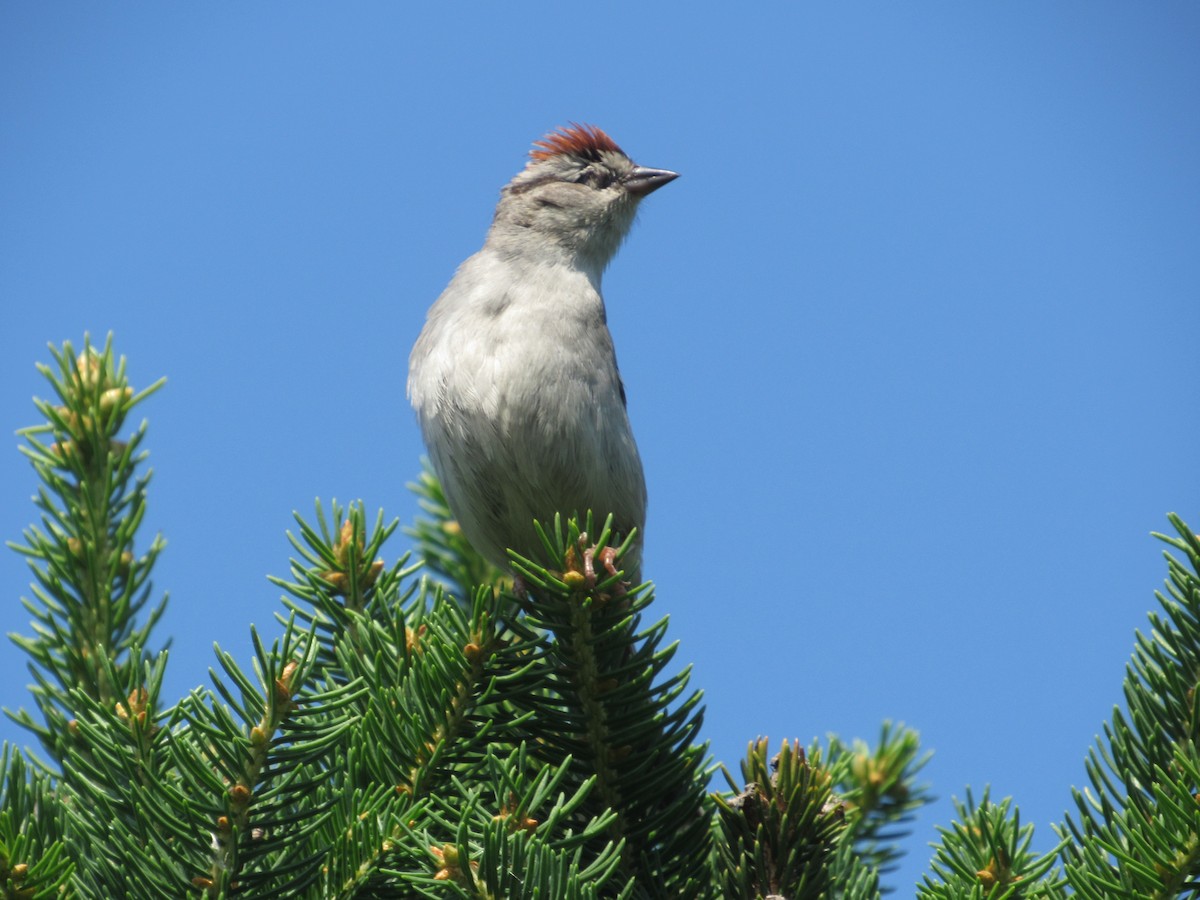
[{"left": 490, "top": 124, "right": 678, "bottom": 271}]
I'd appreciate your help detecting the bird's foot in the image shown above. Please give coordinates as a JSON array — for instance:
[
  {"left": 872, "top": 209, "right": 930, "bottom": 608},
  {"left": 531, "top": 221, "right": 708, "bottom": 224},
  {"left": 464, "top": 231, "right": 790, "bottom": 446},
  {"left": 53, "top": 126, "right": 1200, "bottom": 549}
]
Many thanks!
[
  {"left": 564, "top": 534, "right": 627, "bottom": 598},
  {"left": 592, "top": 545, "right": 620, "bottom": 579}
]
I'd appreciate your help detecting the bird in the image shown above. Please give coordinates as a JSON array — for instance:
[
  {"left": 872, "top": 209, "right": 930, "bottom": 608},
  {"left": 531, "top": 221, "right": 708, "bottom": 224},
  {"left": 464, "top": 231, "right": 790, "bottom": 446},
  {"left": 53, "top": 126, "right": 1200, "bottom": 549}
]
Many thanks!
[{"left": 407, "top": 124, "right": 678, "bottom": 582}]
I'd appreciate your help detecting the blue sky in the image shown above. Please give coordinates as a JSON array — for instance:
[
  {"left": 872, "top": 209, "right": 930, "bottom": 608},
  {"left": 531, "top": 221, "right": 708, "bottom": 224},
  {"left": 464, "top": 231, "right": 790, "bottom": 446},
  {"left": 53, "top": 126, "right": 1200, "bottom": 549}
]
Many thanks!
[{"left": 2, "top": 3, "right": 1197, "bottom": 892}]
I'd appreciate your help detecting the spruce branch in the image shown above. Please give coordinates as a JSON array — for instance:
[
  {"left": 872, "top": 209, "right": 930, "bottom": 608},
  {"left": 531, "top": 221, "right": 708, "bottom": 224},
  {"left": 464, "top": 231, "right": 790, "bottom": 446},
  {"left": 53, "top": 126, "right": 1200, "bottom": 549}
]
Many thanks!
[
  {"left": 918, "top": 790, "right": 1064, "bottom": 899},
  {"left": 55, "top": 655, "right": 185, "bottom": 898},
  {"left": 507, "top": 515, "right": 711, "bottom": 898},
  {"left": 386, "top": 745, "right": 631, "bottom": 898},
  {"left": 1056, "top": 514, "right": 1200, "bottom": 898},
  {"left": 272, "top": 499, "right": 421, "bottom": 674},
  {"left": 826, "top": 722, "right": 934, "bottom": 886},
  {"left": 166, "top": 618, "right": 364, "bottom": 897},
  {"left": 269, "top": 500, "right": 557, "bottom": 893},
  {"left": 0, "top": 744, "right": 72, "bottom": 899},
  {"left": 6, "top": 335, "right": 167, "bottom": 764},
  {"left": 714, "top": 737, "right": 850, "bottom": 900}
]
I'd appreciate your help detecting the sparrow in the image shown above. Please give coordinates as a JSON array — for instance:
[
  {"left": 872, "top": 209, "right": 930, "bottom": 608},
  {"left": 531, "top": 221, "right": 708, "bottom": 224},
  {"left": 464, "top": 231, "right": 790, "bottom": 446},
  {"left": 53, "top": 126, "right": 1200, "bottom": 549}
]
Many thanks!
[{"left": 408, "top": 124, "right": 677, "bottom": 580}]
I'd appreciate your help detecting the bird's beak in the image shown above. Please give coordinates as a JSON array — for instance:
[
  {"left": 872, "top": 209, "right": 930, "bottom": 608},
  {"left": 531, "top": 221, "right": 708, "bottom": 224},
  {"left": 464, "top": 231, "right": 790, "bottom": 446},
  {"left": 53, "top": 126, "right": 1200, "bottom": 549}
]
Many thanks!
[{"left": 625, "top": 166, "right": 680, "bottom": 197}]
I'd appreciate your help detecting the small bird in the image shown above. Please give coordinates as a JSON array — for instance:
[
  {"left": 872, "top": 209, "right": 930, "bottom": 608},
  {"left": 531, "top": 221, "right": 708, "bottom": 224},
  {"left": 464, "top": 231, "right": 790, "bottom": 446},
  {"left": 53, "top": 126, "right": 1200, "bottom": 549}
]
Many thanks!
[{"left": 407, "top": 124, "right": 678, "bottom": 579}]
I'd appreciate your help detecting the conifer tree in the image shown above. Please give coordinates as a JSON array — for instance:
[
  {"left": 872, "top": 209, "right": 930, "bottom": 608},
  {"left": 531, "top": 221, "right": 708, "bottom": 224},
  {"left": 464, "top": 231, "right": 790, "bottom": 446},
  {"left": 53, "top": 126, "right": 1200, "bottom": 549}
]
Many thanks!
[{"left": 2, "top": 336, "right": 1199, "bottom": 898}]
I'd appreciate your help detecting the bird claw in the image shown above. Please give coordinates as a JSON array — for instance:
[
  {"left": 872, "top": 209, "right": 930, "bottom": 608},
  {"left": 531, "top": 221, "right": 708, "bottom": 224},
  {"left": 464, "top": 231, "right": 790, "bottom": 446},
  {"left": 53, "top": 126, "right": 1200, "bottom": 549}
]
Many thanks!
[
  {"left": 596, "top": 546, "right": 620, "bottom": 579},
  {"left": 569, "top": 536, "right": 627, "bottom": 597}
]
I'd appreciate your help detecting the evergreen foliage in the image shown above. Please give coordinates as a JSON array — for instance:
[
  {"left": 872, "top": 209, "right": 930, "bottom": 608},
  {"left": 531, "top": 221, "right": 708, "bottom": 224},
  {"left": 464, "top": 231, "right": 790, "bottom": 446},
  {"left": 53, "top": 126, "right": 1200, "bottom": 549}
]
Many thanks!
[{"left": 2, "top": 336, "right": 1198, "bottom": 898}]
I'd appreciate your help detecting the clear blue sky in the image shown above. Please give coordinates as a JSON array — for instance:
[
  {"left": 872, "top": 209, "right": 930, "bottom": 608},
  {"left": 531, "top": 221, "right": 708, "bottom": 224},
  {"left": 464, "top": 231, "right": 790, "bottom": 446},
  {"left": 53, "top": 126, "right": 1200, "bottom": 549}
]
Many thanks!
[{"left": 2, "top": 4, "right": 1197, "bottom": 892}]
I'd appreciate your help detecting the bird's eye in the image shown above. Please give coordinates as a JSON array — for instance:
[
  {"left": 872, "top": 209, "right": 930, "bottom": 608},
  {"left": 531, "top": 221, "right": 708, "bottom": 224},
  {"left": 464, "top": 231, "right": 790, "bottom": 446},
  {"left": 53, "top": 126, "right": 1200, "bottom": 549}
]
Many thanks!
[{"left": 575, "top": 166, "right": 613, "bottom": 189}]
